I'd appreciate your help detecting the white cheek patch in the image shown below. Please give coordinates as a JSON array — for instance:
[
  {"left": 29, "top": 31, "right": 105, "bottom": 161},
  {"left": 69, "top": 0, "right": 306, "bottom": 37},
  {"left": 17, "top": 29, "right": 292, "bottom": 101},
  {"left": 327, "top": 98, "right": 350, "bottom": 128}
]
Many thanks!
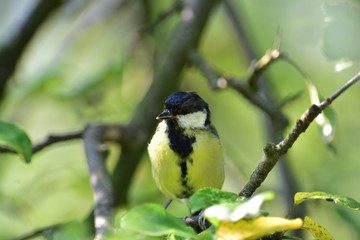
[{"left": 177, "top": 111, "right": 207, "bottom": 128}]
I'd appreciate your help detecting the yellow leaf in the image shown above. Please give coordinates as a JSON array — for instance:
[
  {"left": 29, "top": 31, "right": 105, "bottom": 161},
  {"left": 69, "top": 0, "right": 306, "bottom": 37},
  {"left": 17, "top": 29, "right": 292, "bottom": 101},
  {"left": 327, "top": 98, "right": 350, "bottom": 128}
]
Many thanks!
[
  {"left": 217, "top": 216, "right": 303, "bottom": 240},
  {"left": 302, "top": 216, "right": 334, "bottom": 240},
  {"left": 294, "top": 192, "right": 326, "bottom": 206}
]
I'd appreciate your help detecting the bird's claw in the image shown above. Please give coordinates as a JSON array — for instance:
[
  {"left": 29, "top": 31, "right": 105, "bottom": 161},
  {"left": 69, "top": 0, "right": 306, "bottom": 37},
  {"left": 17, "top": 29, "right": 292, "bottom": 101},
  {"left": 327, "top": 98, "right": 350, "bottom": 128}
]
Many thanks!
[{"left": 197, "top": 209, "right": 208, "bottom": 230}]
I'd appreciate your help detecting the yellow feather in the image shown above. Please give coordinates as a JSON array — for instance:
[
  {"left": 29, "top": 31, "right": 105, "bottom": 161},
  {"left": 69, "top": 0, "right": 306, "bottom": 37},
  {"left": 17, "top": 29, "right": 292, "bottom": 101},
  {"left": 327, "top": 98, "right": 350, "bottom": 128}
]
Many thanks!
[{"left": 148, "top": 121, "right": 224, "bottom": 200}]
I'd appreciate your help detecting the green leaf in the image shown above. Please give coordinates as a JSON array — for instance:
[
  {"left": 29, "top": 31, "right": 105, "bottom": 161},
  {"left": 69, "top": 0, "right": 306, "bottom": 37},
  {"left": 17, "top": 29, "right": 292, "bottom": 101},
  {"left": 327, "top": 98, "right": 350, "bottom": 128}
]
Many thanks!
[
  {"left": 304, "top": 79, "right": 337, "bottom": 147},
  {"left": 302, "top": 216, "right": 334, "bottom": 240},
  {"left": 204, "top": 192, "right": 274, "bottom": 226},
  {"left": 120, "top": 204, "right": 196, "bottom": 238},
  {"left": 321, "top": 3, "right": 360, "bottom": 64},
  {"left": 196, "top": 227, "right": 216, "bottom": 240},
  {"left": 189, "top": 188, "right": 239, "bottom": 213},
  {"left": 0, "top": 121, "right": 32, "bottom": 163},
  {"left": 293, "top": 192, "right": 360, "bottom": 210}
]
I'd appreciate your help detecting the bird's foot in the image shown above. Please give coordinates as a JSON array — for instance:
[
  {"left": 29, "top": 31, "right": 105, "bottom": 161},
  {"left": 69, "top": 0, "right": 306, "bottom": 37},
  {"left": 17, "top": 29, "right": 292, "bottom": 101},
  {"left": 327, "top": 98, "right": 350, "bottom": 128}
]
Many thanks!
[{"left": 197, "top": 209, "right": 209, "bottom": 230}]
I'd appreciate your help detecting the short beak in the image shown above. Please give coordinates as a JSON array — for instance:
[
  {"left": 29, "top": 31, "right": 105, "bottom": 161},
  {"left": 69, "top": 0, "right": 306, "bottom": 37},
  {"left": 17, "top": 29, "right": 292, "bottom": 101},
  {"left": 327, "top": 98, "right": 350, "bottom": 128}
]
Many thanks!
[{"left": 156, "top": 109, "right": 173, "bottom": 120}]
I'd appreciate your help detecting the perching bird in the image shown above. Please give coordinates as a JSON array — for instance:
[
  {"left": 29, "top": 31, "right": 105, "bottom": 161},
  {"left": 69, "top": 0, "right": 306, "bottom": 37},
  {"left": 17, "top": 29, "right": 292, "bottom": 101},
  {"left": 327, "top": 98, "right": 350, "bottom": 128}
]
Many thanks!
[{"left": 148, "top": 91, "right": 224, "bottom": 206}]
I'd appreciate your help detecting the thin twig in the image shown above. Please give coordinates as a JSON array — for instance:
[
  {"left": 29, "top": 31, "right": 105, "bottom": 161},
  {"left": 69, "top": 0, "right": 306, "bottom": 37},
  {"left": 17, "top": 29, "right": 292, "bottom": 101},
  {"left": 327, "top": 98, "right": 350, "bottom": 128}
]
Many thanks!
[
  {"left": 32, "top": 131, "right": 83, "bottom": 153},
  {"left": 224, "top": 0, "right": 304, "bottom": 233},
  {"left": 240, "top": 71, "right": 360, "bottom": 198},
  {"left": 246, "top": 48, "right": 283, "bottom": 88},
  {"left": 0, "top": 125, "right": 131, "bottom": 156},
  {"left": 188, "top": 49, "right": 288, "bottom": 127},
  {"left": 319, "top": 72, "right": 360, "bottom": 110},
  {"left": 140, "top": 0, "right": 183, "bottom": 34},
  {"left": 0, "top": 130, "right": 83, "bottom": 155}
]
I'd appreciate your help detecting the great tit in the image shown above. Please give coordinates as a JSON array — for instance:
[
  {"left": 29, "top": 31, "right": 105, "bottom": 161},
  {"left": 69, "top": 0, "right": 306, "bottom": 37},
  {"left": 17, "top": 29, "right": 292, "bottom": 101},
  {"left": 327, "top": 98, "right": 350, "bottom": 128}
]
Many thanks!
[{"left": 148, "top": 91, "right": 224, "bottom": 204}]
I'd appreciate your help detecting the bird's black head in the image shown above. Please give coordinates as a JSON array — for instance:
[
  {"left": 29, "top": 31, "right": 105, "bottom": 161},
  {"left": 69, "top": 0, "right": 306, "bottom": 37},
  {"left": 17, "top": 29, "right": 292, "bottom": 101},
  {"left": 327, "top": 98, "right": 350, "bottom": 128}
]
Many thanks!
[{"left": 157, "top": 91, "right": 211, "bottom": 126}]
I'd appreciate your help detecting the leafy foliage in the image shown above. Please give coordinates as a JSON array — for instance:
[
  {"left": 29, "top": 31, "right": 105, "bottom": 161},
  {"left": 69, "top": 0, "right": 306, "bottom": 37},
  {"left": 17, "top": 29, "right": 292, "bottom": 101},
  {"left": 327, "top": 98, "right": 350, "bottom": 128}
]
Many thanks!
[
  {"left": 121, "top": 190, "right": 305, "bottom": 239},
  {"left": 292, "top": 192, "right": 360, "bottom": 210},
  {"left": 121, "top": 203, "right": 196, "bottom": 238},
  {"left": 203, "top": 191, "right": 273, "bottom": 225},
  {"left": 189, "top": 188, "right": 240, "bottom": 213},
  {"left": 302, "top": 216, "right": 334, "bottom": 240},
  {"left": 217, "top": 217, "right": 302, "bottom": 240},
  {"left": 0, "top": 121, "right": 32, "bottom": 163},
  {"left": 304, "top": 77, "right": 337, "bottom": 148},
  {"left": 1, "top": 1, "right": 360, "bottom": 239}
]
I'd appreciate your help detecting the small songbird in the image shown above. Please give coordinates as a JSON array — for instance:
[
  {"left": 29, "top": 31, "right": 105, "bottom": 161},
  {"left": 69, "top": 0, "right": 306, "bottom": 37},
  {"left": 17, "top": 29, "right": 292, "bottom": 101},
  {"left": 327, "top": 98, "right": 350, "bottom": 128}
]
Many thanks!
[{"left": 148, "top": 91, "right": 224, "bottom": 204}]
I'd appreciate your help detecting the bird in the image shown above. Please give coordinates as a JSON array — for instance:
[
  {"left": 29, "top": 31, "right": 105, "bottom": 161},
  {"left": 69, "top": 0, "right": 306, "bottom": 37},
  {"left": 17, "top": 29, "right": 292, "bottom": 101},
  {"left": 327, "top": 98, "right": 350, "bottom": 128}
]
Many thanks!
[{"left": 148, "top": 91, "right": 224, "bottom": 207}]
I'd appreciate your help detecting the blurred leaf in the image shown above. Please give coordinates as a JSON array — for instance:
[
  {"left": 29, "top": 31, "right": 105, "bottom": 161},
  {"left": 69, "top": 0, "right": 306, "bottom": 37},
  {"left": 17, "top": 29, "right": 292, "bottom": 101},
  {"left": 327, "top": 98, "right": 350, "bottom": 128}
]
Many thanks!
[
  {"left": 169, "top": 235, "right": 187, "bottom": 240},
  {"left": 302, "top": 216, "right": 334, "bottom": 240},
  {"left": 0, "top": 121, "right": 32, "bottom": 163},
  {"left": 196, "top": 227, "right": 216, "bottom": 240},
  {"left": 217, "top": 217, "right": 303, "bottom": 240},
  {"left": 320, "top": 97, "right": 337, "bottom": 152},
  {"left": 189, "top": 188, "right": 239, "bottom": 213},
  {"left": 305, "top": 79, "right": 337, "bottom": 147},
  {"left": 321, "top": 3, "right": 360, "bottom": 64},
  {"left": 53, "top": 221, "right": 91, "bottom": 240},
  {"left": 204, "top": 192, "right": 274, "bottom": 226},
  {"left": 60, "top": 59, "right": 125, "bottom": 99},
  {"left": 120, "top": 204, "right": 196, "bottom": 238},
  {"left": 293, "top": 192, "right": 360, "bottom": 210},
  {"left": 334, "top": 207, "right": 360, "bottom": 237}
]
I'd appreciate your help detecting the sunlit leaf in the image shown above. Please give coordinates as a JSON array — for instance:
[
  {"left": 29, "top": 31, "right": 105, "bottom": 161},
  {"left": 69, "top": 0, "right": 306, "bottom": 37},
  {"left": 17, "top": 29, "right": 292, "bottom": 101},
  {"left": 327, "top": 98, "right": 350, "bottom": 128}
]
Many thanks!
[
  {"left": 217, "top": 217, "right": 303, "bottom": 240},
  {"left": 204, "top": 192, "right": 274, "bottom": 226},
  {"left": 189, "top": 188, "right": 240, "bottom": 213},
  {"left": 304, "top": 79, "right": 337, "bottom": 147},
  {"left": 120, "top": 204, "right": 196, "bottom": 238},
  {"left": 302, "top": 216, "right": 334, "bottom": 240},
  {"left": 321, "top": 3, "right": 360, "bottom": 65},
  {"left": 293, "top": 192, "right": 360, "bottom": 210},
  {"left": 0, "top": 121, "right": 32, "bottom": 163}
]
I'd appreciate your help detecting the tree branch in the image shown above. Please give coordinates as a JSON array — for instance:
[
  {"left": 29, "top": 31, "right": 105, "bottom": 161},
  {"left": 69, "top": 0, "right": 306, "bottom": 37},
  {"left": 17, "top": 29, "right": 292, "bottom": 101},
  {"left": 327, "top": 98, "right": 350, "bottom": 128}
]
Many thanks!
[
  {"left": 112, "top": 0, "right": 219, "bottom": 207},
  {"left": 32, "top": 131, "right": 83, "bottom": 153},
  {"left": 319, "top": 72, "right": 360, "bottom": 110},
  {"left": 239, "top": 72, "right": 360, "bottom": 198},
  {"left": 9, "top": 125, "right": 131, "bottom": 239},
  {"left": 0, "top": 0, "right": 63, "bottom": 99},
  {"left": 83, "top": 125, "right": 114, "bottom": 239},
  {"left": 222, "top": 1, "right": 305, "bottom": 229},
  {"left": 140, "top": 0, "right": 183, "bottom": 34},
  {"left": 188, "top": 49, "right": 288, "bottom": 127},
  {"left": 0, "top": 130, "right": 83, "bottom": 155}
]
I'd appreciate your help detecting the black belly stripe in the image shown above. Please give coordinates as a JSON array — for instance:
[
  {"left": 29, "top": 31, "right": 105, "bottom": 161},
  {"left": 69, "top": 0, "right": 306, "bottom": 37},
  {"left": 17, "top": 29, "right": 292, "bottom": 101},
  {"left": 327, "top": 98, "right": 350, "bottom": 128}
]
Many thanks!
[
  {"left": 179, "top": 158, "right": 194, "bottom": 198},
  {"left": 166, "top": 119, "right": 196, "bottom": 158},
  {"left": 165, "top": 119, "right": 196, "bottom": 198},
  {"left": 180, "top": 161, "right": 187, "bottom": 180}
]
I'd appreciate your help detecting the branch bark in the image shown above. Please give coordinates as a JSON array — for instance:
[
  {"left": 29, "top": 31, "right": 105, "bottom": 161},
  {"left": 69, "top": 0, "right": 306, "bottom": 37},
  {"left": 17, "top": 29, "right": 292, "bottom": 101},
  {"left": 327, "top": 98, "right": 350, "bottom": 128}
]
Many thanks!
[
  {"left": 112, "top": 0, "right": 219, "bottom": 206},
  {"left": 32, "top": 131, "right": 83, "bottom": 153},
  {"left": 83, "top": 125, "right": 114, "bottom": 239},
  {"left": 0, "top": 0, "right": 63, "bottom": 99},
  {"left": 221, "top": 1, "right": 304, "bottom": 227},
  {"left": 188, "top": 49, "right": 288, "bottom": 127},
  {"left": 239, "top": 72, "right": 360, "bottom": 198},
  {"left": 0, "top": 130, "right": 83, "bottom": 155}
]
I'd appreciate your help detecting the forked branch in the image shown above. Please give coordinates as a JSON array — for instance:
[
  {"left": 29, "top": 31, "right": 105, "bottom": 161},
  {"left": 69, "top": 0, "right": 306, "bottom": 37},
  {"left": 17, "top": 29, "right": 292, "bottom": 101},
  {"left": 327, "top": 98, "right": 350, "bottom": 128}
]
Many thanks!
[{"left": 239, "top": 72, "right": 360, "bottom": 198}]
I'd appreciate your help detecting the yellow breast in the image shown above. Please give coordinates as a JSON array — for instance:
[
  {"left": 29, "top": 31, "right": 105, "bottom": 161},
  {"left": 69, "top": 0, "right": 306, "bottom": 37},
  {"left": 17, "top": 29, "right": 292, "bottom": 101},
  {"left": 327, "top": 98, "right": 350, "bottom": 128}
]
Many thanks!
[{"left": 148, "top": 121, "right": 224, "bottom": 200}]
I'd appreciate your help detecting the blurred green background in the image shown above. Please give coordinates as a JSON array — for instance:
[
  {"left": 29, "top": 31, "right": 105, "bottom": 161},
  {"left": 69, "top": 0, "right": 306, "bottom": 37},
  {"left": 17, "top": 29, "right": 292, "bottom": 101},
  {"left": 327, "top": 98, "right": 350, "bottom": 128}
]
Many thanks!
[{"left": 0, "top": 0, "right": 360, "bottom": 239}]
